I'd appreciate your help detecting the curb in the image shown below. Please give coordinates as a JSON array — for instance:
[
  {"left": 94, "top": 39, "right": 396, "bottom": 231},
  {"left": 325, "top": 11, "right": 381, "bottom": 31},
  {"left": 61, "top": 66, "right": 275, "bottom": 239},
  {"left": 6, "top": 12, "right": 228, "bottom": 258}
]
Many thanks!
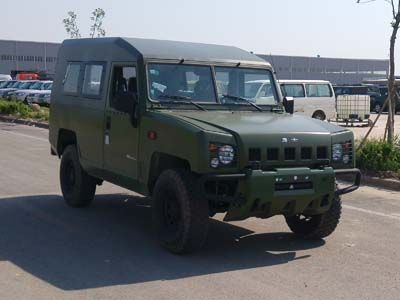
[
  {"left": 360, "top": 176, "right": 400, "bottom": 192},
  {"left": 0, "top": 115, "right": 49, "bottom": 129}
]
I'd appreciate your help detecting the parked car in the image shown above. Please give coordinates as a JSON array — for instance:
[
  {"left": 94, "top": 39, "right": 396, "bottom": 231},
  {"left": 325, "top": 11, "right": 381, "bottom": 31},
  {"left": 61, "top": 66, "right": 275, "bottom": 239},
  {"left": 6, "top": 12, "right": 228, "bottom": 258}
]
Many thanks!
[
  {"left": 26, "top": 82, "right": 53, "bottom": 105},
  {"left": 49, "top": 37, "right": 360, "bottom": 254},
  {"left": 10, "top": 81, "right": 52, "bottom": 102},
  {"left": 0, "top": 81, "right": 27, "bottom": 98},
  {"left": 371, "top": 87, "right": 400, "bottom": 114},
  {"left": 0, "top": 74, "right": 12, "bottom": 81},
  {"left": 16, "top": 73, "right": 39, "bottom": 80},
  {"left": 5, "top": 81, "right": 39, "bottom": 100},
  {"left": 279, "top": 80, "right": 336, "bottom": 120}
]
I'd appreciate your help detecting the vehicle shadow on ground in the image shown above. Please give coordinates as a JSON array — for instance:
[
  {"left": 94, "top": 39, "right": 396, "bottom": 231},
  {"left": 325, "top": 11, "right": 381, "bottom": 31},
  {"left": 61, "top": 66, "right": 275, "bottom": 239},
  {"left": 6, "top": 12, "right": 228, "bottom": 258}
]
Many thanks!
[{"left": 0, "top": 194, "right": 325, "bottom": 290}]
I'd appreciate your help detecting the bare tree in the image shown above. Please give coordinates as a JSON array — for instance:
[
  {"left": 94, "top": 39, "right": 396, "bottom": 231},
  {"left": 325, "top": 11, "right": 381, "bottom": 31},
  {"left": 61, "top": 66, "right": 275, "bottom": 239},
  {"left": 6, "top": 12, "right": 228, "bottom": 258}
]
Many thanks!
[
  {"left": 89, "top": 8, "right": 106, "bottom": 38},
  {"left": 63, "top": 9, "right": 106, "bottom": 39},
  {"left": 357, "top": 0, "right": 399, "bottom": 144},
  {"left": 63, "top": 11, "right": 81, "bottom": 39}
]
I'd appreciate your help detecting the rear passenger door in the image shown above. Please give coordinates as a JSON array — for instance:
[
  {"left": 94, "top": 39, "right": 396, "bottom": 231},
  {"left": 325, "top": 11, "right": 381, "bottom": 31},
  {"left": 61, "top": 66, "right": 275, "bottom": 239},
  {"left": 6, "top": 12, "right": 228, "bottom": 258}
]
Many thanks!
[{"left": 103, "top": 64, "right": 139, "bottom": 180}]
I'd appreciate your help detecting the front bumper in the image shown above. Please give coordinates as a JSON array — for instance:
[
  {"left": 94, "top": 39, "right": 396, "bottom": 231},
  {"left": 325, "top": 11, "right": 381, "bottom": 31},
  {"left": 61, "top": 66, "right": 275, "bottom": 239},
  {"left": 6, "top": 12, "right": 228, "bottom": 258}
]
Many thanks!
[{"left": 203, "top": 167, "right": 360, "bottom": 222}]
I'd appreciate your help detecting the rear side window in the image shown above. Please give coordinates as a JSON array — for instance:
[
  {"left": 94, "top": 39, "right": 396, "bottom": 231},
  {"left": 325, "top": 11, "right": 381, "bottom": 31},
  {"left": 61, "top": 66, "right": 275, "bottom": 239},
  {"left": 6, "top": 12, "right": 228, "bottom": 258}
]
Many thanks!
[
  {"left": 82, "top": 64, "right": 104, "bottom": 97},
  {"left": 63, "top": 63, "right": 81, "bottom": 94},
  {"left": 306, "top": 84, "right": 332, "bottom": 97},
  {"left": 280, "top": 84, "right": 305, "bottom": 98}
]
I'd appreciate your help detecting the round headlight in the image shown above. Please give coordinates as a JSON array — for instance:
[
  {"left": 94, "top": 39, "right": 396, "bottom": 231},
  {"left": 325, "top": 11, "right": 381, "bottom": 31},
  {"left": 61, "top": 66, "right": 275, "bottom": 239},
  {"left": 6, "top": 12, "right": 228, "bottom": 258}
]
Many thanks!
[
  {"left": 218, "top": 145, "right": 235, "bottom": 165},
  {"left": 332, "top": 144, "right": 343, "bottom": 161}
]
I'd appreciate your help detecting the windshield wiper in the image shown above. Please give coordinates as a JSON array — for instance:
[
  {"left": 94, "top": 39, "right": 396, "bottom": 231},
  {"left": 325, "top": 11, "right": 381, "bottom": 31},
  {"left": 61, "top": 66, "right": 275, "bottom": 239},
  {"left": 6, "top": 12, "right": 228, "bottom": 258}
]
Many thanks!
[
  {"left": 221, "top": 94, "right": 263, "bottom": 112},
  {"left": 158, "top": 95, "right": 207, "bottom": 111}
]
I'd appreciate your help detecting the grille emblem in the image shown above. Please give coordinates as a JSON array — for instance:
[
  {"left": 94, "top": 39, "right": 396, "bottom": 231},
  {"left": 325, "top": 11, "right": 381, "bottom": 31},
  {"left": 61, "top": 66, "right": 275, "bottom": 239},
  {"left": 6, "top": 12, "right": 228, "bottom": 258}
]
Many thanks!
[{"left": 282, "top": 137, "right": 299, "bottom": 143}]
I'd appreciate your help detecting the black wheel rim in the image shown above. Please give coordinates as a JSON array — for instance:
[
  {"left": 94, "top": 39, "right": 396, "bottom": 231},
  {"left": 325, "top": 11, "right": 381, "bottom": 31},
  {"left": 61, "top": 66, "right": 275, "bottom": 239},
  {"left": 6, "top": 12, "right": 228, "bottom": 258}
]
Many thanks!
[{"left": 162, "top": 191, "right": 182, "bottom": 240}]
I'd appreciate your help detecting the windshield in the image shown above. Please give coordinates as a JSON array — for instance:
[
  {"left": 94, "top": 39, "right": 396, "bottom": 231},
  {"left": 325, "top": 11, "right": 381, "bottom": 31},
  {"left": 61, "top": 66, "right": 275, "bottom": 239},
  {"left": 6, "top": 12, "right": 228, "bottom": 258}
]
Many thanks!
[
  {"left": 215, "top": 67, "right": 278, "bottom": 105},
  {"left": 148, "top": 64, "right": 216, "bottom": 102},
  {"left": 29, "top": 82, "right": 43, "bottom": 90},
  {"left": 147, "top": 63, "right": 279, "bottom": 109},
  {"left": 0, "top": 81, "right": 11, "bottom": 88},
  {"left": 43, "top": 82, "right": 53, "bottom": 90},
  {"left": 11, "top": 81, "right": 23, "bottom": 88},
  {"left": 18, "top": 82, "right": 35, "bottom": 89}
]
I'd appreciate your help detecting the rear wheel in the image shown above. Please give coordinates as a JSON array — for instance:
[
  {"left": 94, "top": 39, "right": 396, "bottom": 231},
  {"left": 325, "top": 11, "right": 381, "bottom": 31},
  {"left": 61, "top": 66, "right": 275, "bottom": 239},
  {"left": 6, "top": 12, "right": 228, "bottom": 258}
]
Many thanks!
[
  {"left": 60, "top": 145, "right": 96, "bottom": 207},
  {"left": 374, "top": 103, "right": 382, "bottom": 114},
  {"left": 312, "top": 111, "right": 326, "bottom": 121},
  {"left": 153, "top": 169, "right": 209, "bottom": 254},
  {"left": 285, "top": 194, "right": 342, "bottom": 239}
]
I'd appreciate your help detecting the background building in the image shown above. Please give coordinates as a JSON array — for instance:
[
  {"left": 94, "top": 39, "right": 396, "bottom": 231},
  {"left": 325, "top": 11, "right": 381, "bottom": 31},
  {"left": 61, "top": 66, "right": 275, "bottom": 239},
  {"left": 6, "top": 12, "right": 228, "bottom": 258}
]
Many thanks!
[
  {"left": 0, "top": 39, "right": 389, "bottom": 85},
  {"left": 258, "top": 54, "right": 389, "bottom": 85},
  {"left": 0, "top": 39, "right": 60, "bottom": 77}
]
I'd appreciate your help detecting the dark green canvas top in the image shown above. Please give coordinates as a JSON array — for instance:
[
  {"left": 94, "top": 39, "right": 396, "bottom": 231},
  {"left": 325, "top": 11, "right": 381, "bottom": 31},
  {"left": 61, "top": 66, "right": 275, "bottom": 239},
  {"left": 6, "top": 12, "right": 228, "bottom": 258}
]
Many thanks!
[{"left": 62, "top": 37, "right": 269, "bottom": 66}]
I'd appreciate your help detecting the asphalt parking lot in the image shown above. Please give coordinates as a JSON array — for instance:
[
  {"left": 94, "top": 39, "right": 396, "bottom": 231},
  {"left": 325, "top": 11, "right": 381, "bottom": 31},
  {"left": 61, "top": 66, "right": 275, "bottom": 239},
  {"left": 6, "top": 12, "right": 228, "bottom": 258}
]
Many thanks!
[{"left": 0, "top": 121, "right": 399, "bottom": 300}]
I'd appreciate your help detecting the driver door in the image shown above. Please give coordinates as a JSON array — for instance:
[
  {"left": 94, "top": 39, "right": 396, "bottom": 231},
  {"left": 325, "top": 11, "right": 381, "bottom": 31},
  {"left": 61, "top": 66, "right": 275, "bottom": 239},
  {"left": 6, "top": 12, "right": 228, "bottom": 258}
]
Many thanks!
[{"left": 103, "top": 64, "right": 139, "bottom": 180}]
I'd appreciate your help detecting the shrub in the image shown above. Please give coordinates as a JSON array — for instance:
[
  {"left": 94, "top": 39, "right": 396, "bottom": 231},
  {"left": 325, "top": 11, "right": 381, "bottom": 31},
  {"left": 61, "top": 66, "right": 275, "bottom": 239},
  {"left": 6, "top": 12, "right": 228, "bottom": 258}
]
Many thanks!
[
  {"left": 356, "top": 137, "right": 400, "bottom": 177},
  {"left": 0, "top": 99, "right": 49, "bottom": 121}
]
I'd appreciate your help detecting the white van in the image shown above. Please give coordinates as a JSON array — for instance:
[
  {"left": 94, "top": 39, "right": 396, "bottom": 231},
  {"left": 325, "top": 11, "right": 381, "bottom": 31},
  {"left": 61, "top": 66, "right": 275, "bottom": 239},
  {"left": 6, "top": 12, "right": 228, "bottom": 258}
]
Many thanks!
[{"left": 278, "top": 80, "right": 336, "bottom": 120}]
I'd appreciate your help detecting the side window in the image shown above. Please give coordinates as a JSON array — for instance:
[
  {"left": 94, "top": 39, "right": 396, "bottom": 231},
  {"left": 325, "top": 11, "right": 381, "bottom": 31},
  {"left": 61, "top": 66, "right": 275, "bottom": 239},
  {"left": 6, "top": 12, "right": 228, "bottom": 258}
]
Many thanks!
[
  {"left": 306, "top": 84, "right": 332, "bottom": 97},
  {"left": 110, "top": 66, "right": 137, "bottom": 113},
  {"left": 82, "top": 64, "right": 104, "bottom": 97},
  {"left": 63, "top": 63, "right": 81, "bottom": 94},
  {"left": 280, "top": 84, "right": 305, "bottom": 98}
]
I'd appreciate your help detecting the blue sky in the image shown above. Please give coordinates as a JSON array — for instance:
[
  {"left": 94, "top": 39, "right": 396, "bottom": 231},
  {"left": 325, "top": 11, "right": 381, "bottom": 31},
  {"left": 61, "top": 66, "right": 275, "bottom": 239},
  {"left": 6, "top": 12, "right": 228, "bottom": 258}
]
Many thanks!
[{"left": 0, "top": 0, "right": 394, "bottom": 60}]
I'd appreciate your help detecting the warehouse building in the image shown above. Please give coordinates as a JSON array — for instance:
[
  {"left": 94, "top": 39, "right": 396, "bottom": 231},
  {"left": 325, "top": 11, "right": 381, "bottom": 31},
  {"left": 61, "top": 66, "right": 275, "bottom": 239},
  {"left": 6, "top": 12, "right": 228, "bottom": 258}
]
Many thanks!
[
  {"left": 0, "top": 39, "right": 389, "bottom": 85},
  {"left": 258, "top": 54, "right": 389, "bottom": 85},
  {"left": 0, "top": 39, "right": 60, "bottom": 78}
]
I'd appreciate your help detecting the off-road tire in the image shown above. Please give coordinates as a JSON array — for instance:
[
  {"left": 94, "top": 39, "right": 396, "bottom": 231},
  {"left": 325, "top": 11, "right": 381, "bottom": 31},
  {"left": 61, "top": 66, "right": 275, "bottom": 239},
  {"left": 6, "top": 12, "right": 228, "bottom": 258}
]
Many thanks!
[
  {"left": 153, "top": 169, "right": 209, "bottom": 254},
  {"left": 285, "top": 195, "right": 342, "bottom": 239},
  {"left": 60, "top": 145, "right": 96, "bottom": 207}
]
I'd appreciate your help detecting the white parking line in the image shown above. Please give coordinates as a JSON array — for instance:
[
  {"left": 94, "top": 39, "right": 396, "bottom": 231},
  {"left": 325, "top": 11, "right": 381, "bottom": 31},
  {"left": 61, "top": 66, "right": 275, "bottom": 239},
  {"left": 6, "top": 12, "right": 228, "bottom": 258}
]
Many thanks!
[
  {"left": 343, "top": 204, "right": 400, "bottom": 221},
  {"left": 0, "top": 129, "right": 48, "bottom": 142}
]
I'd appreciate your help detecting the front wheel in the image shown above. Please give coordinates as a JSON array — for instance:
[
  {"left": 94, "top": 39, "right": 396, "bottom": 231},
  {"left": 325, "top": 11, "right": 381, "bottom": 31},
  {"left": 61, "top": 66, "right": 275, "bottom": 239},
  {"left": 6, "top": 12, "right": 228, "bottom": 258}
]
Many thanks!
[
  {"left": 153, "top": 169, "right": 209, "bottom": 254},
  {"left": 60, "top": 145, "right": 97, "bottom": 207},
  {"left": 285, "top": 195, "right": 342, "bottom": 239}
]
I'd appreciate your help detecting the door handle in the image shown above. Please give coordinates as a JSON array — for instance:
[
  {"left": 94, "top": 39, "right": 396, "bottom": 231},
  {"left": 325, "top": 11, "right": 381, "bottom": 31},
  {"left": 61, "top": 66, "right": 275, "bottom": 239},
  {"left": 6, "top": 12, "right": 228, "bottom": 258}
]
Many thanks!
[{"left": 106, "top": 115, "right": 111, "bottom": 131}]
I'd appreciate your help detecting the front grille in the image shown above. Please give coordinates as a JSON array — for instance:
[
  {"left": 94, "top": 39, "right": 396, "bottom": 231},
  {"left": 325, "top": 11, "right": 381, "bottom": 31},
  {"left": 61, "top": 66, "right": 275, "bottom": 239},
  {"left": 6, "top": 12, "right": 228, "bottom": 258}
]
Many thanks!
[
  {"left": 246, "top": 144, "right": 331, "bottom": 170},
  {"left": 284, "top": 147, "right": 296, "bottom": 160},
  {"left": 317, "top": 146, "right": 328, "bottom": 159},
  {"left": 267, "top": 148, "right": 279, "bottom": 161},
  {"left": 301, "top": 147, "right": 312, "bottom": 160},
  {"left": 249, "top": 148, "right": 261, "bottom": 161}
]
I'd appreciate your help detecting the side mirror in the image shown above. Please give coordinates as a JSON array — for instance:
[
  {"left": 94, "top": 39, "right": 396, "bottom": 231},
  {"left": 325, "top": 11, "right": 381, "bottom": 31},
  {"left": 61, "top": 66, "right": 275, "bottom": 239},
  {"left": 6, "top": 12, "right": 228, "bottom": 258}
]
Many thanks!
[
  {"left": 113, "top": 92, "right": 138, "bottom": 126},
  {"left": 283, "top": 96, "right": 294, "bottom": 114}
]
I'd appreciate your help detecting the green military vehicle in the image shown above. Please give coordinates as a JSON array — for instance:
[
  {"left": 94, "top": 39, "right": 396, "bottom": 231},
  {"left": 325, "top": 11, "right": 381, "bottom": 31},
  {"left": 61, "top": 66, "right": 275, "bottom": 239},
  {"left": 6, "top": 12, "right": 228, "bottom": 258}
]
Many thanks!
[{"left": 49, "top": 37, "right": 360, "bottom": 254}]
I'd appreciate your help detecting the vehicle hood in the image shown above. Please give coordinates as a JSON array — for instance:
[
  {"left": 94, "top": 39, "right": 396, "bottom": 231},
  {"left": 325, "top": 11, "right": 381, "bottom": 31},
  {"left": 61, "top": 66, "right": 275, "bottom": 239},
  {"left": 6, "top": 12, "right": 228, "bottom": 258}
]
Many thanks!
[{"left": 162, "top": 110, "right": 346, "bottom": 136}]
